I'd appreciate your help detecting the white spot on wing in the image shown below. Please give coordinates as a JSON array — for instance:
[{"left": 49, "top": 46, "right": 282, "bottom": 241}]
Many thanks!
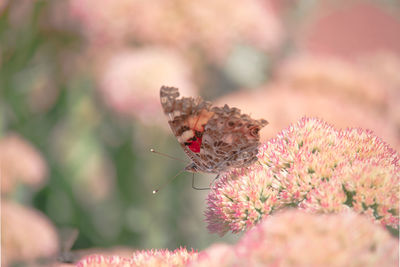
[{"left": 178, "top": 130, "right": 194, "bottom": 143}]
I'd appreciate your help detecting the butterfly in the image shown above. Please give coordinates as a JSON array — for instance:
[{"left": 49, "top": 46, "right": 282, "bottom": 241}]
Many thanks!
[{"left": 160, "top": 86, "right": 268, "bottom": 175}]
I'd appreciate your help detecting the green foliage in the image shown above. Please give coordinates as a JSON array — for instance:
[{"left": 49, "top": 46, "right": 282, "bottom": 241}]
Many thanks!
[{"left": 0, "top": 0, "right": 239, "bottom": 251}]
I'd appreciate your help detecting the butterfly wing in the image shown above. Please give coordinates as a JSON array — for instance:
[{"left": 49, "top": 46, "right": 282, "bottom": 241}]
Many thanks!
[
  {"left": 160, "top": 86, "right": 214, "bottom": 165},
  {"left": 200, "top": 104, "right": 268, "bottom": 172},
  {"left": 160, "top": 86, "right": 268, "bottom": 173}
]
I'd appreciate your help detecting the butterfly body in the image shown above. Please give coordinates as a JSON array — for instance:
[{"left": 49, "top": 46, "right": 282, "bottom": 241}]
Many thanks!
[{"left": 160, "top": 86, "right": 268, "bottom": 174}]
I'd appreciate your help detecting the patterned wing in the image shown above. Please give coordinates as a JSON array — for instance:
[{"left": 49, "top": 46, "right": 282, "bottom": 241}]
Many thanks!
[
  {"left": 199, "top": 104, "right": 268, "bottom": 173},
  {"left": 160, "top": 86, "right": 268, "bottom": 174},
  {"left": 160, "top": 86, "right": 214, "bottom": 164}
]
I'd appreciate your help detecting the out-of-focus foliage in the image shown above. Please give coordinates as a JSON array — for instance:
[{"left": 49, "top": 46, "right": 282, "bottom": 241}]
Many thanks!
[{"left": 1, "top": 0, "right": 399, "bottom": 265}]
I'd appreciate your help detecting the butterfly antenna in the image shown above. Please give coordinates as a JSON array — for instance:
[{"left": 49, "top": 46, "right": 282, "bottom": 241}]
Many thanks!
[
  {"left": 150, "top": 148, "right": 189, "bottom": 163},
  {"left": 152, "top": 169, "right": 186, "bottom": 194}
]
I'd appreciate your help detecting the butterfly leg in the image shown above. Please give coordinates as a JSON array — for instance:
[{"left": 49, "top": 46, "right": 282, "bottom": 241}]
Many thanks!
[{"left": 191, "top": 173, "right": 211, "bottom": 190}]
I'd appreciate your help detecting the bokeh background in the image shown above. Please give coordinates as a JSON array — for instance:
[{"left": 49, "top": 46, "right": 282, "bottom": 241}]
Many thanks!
[{"left": 1, "top": 0, "right": 399, "bottom": 265}]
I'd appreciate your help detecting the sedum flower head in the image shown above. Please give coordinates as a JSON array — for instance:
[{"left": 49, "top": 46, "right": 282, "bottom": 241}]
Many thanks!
[
  {"left": 76, "top": 254, "right": 135, "bottom": 267},
  {"left": 206, "top": 166, "right": 280, "bottom": 235},
  {"left": 188, "top": 244, "right": 236, "bottom": 267},
  {"left": 234, "top": 210, "right": 399, "bottom": 266},
  {"left": 194, "top": 210, "right": 398, "bottom": 266},
  {"left": 206, "top": 117, "right": 399, "bottom": 235},
  {"left": 131, "top": 247, "right": 197, "bottom": 267},
  {"left": 77, "top": 211, "right": 398, "bottom": 267},
  {"left": 76, "top": 255, "right": 134, "bottom": 267},
  {"left": 76, "top": 248, "right": 197, "bottom": 267}
]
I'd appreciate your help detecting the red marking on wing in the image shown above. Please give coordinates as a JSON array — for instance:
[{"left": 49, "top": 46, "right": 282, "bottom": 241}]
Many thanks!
[{"left": 188, "top": 136, "right": 202, "bottom": 153}]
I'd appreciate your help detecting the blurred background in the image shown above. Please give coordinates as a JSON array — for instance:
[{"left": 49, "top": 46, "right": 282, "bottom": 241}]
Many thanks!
[{"left": 1, "top": 0, "right": 399, "bottom": 265}]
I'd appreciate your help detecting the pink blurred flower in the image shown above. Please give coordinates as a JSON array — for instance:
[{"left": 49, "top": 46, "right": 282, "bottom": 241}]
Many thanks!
[
  {"left": 234, "top": 210, "right": 398, "bottom": 266},
  {"left": 0, "top": 133, "right": 48, "bottom": 194},
  {"left": 193, "top": 210, "right": 398, "bottom": 266},
  {"left": 187, "top": 244, "right": 236, "bottom": 267},
  {"left": 297, "top": 2, "right": 400, "bottom": 60},
  {"left": 277, "top": 54, "right": 388, "bottom": 109},
  {"left": 77, "top": 211, "right": 398, "bottom": 267},
  {"left": 360, "top": 53, "right": 400, "bottom": 139},
  {"left": 56, "top": 246, "right": 135, "bottom": 264},
  {"left": 131, "top": 248, "right": 197, "bottom": 267},
  {"left": 76, "top": 248, "right": 197, "bottom": 267},
  {"left": 1, "top": 201, "right": 59, "bottom": 266},
  {"left": 76, "top": 255, "right": 133, "bottom": 267},
  {"left": 206, "top": 117, "right": 399, "bottom": 235},
  {"left": 0, "top": 0, "right": 7, "bottom": 14},
  {"left": 217, "top": 85, "right": 400, "bottom": 152},
  {"left": 68, "top": 0, "right": 283, "bottom": 62},
  {"left": 217, "top": 53, "right": 400, "bottom": 150},
  {"left": 97, "top": 47, "right": 196, "bottom": 124}
]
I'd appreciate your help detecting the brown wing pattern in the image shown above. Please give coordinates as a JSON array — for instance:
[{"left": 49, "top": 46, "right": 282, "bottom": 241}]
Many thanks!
[
  {"left": 160, "top": 86, "right": 268, "bottom": 174},
  {"left": 198, "top": 104, "right": 268, "bottom": 172},
  {"left": 160, "top": 86, "right": 214, "bottom": 162}
]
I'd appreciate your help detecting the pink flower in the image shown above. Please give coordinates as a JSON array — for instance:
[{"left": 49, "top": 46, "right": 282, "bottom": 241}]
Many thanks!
[
  {"left": 77, "top": 211, "right": 398, "bottom": 267},
  {"left": 233, "top": 210, "right": 399, "bottom": 266},
  {"left": 97, "top": 47, "right": 196, "bottom": 124},
  {"left": 68, "top": 0, "right": 282, "bottom": 62},
  {"left": 1, "top": 201, "right": 59, "bottom": 266},
  {"left": 216, "top": 53, "right": 400, "bottom": 150},
  {"left": 206, "top": 166, "right": 280, "bottom": 235},
  {"left": 76, "top": 255, "right": 134, "bottom": 267},
  {"left": 297, "top": 2, "right": 400, "bottom": 60},
  {"left": 187, "top": 244, "right": 236, "bottom": 267},
  {"left": 0, "top": 0, "right": 8, "bottom": 15},
  {"left": 206, "top": 117, "right": 399, "bottom": 235},
  {"left": 76, "top": 248, "right": 197, "bottom": 267},
  {"left": 277, "top": 55, "right": 388, "bottom": 108},
  {"left": 0, "top": 133, "right": 48, "bottom": 194},
  {"left": 194, "top": 210, "right": 398, "bottom": 266}
]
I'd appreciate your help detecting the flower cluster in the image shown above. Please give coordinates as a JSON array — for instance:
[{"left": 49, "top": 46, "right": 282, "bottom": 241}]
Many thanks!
[
  {"left": 195, "top": 210, "right": 398, "bottom": 266},
  {"left": 277, "top": 55, "right": 388, "bottom": 109},
  {"left": 2, "top": 201, "right": 59, "bottom": 266},
  {"left": 0, "top": 133, "right": 48, "bottom": 194},
  {"left": 228, "top": 210, "right": 398, "bottom": 266},
  {"left": 76, "top": 255, "right": 133, "bottom": 267},
  {"left": 75, "top": 211, "right": 399, "bottom": 267},
  {"left": 68, "top": 0, "right": 282, "bottom": 61},
  {"left": 77, "top": 248, "right": 197, "bottom": 267},
  {"left": 206, "top": 117, "right": 399, "bottom": 235},
  {"left": 97, "top": 47, "right": 196, "bottom": 123}
]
